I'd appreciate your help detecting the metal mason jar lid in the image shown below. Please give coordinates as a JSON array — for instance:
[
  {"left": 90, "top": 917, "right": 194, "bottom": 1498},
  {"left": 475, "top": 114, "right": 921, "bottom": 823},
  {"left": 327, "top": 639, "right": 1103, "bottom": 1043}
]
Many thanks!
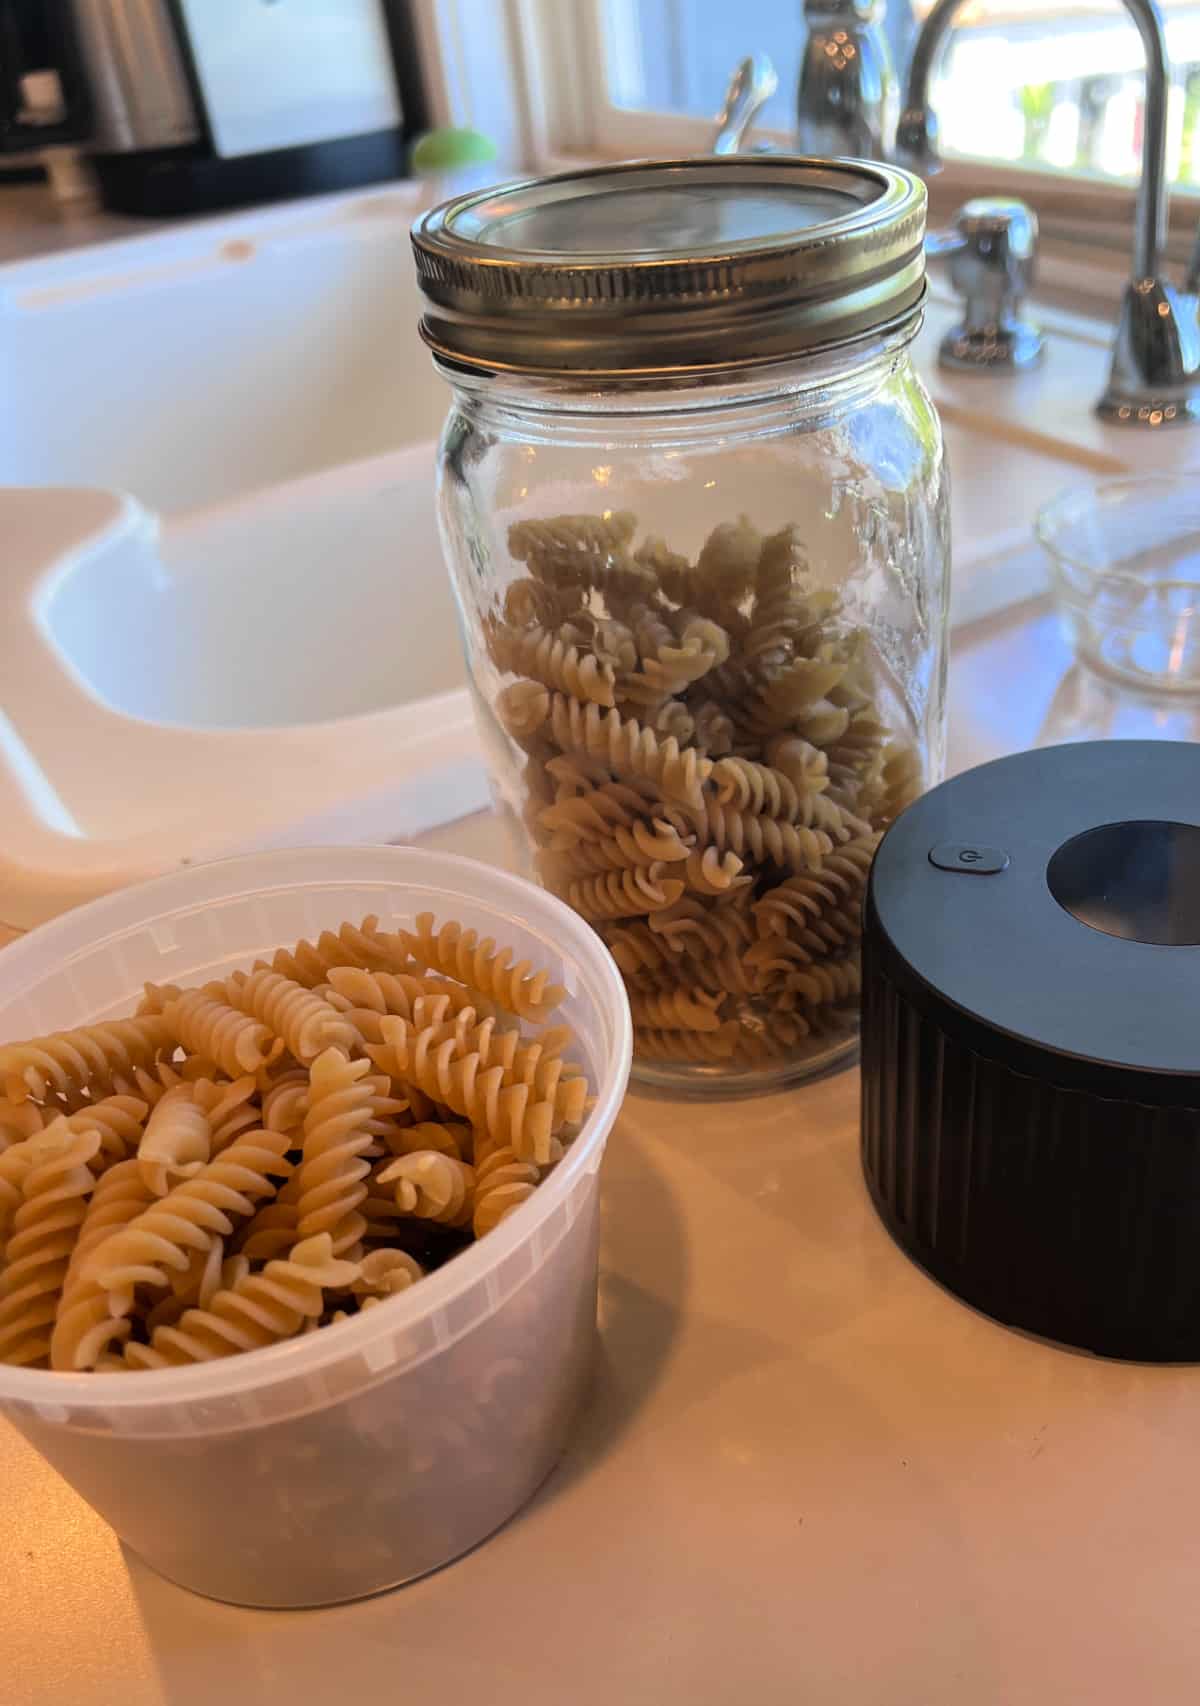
[{"left": 410, "top": 155, "right": 927, "bottom": 379}]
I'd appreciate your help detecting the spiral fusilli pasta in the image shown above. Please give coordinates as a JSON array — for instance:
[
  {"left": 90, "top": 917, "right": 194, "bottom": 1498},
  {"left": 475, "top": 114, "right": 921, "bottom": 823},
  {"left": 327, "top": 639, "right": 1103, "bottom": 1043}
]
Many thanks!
[
  {"left": 235, "top": 1196, "right": 300, "bottom": 1263},
  {"left": 163, "top": 990, "right": 281, "bottom": 1079},
  {"left": 538, "top": 782, "right": 651, "bottom": 845},
  {"left": 711, "top": 755, "right": 811, "bottom": 823},
  {"left": 692, "top": 700, "right": 736, "bottom": 756},
  {"left": 472, "top": 1145, "right": 539, "bottom": 1238},
  {"left": 374, "top": 1019, "right": 558, "bottom": 1166},
  {"left": 627, "top": 988, "right": 726, "bottom": 1032},
  {"left": 261, "top": 915, "right": 401, "bottom": 988},
  {"left": 381, "top": 1120, "right": 472, "bottom": 1162},
  {"left": 599, "top": 920, "right": 682, "bottom": 976},
  {"left": 696, "top": 515, "right": 762, "bottom": 604},
  {"left": 682, "top": 847, "right": 748, "bottom": 897},
  {"left": 546, "top": 818, "right": 692, "bottom": 876},
  {"left": 484, "top": 499, "right": 929, "bottom": 1073},
  {"left": 225, "top": 967, "right": 360, "bottom": 1064},
  {"left": 764, "top": 732, "right": 830, "bottom": 792},
  {"left": 496, "top": 679, "right": 551, "bottom": 743},
  {"left": 0, "top": 1139, "right": 39, "bottom": 1262},
  {"left": 141, "top": 1235, "right": 234, "bottom": 1334},
  {"left": 508, "top": 511, "right": 654, "bottom": 605},
  {"left": 753, "top": 873, "right": 844, "bottom": 935},
  {"left": 491, "top": 621, "right": 618, "bottom": 707},
  {"left": 503, "top": 575, "right": 581, "bottom": 630},
  {"left": 0, "top": 908, "right": 592, "bottom": 1369},
  {"left": 648, "top": 699, "right": 697, "bottom": 744},
  {"left": 738, "top": 656, "right": 848, "bottom": 737},
  {"left": 137, "top": 1085, "right": 212, "bottom": 1196},
  {"left": 751, "top": 832, "right": 877, "bottom": 946},
  {"left": 324, "top": 965, "right": 518, "bottom": 1038},
  {"left": 374, "top": 1012, "right": 585, "bottom": 1135},
  {"left": 93, "top": 1127, "right": 289, "bottom": 1294},
  {"left": 60, "top": 1158, "right": 155, "bottom": 1309},
  {"left": 0, "top": 1122, "right": 100, "bottom": 1367},
  {"left": 63, "top": 1094, "right": 147, "bottom": 1171},
  {"left": 620, "top": 612, "right": 731, "bottom": 700},
  {"left": 353, "top": 1247, "right": 424, "bottom": 1298},
  {"left": 191, "top": 1075, "right": 261, "bottom": 1154},
  {"left": 634, "top": 1024, "right": 741, "bottom": 1062},
  {"left": 508, "top": 508, "right": 636, "bottom": 565},
  {"left": 50, "top": 1126, "right": 291, "bottom": 1372},
  {"left": 377, "top": 1151, "right": 475, "bottom": 1228},
  {"left": 777, "top": 957, "right": 862, "bottom": 1007},
  {"left": 125, "top": 1234, "right": 361, "bottom": 1368},
  {"left": 686, "top": 798, "right": 835, "bottom": 874},
  {"left": 0, "top": 1017, "right": 171, "bottom": 1107},
  {"left": 294, "top": 1049, "right": 376, "bottom": 1258},
  {"left": 547, "top": 695, "right": 712, "bottom": 811},
  {"left": 647, "top": 895, "right": 755, "bottom": 957},
  {"left": 563, "top": 864, "right": 686, "bottom": 921},
  {"left": 742, "top": 935, "right": 863, "bottom": 1005},
  {"left": 0, "top": 1100, "right": 49, "bottom": 1149},
  {"left": 397, "top": 914, "right": 565, "bottom": 1023}
]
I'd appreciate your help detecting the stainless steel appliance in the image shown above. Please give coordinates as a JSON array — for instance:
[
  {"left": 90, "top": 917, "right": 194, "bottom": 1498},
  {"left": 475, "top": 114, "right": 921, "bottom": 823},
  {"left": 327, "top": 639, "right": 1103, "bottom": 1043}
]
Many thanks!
[{"left": 0, "top": 0, "right": 426, "bottom": 216}]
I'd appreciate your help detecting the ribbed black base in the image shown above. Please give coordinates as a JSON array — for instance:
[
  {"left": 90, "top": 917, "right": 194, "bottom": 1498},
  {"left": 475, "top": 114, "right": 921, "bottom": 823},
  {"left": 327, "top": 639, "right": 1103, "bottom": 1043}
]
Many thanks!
[{"left": 861, "top": 920, "right": 1200, "bottom": 1362}]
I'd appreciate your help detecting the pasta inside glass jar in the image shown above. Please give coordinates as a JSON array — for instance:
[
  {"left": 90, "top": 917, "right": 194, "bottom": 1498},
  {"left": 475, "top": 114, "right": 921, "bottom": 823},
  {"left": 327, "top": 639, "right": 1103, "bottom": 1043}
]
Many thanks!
[{"left": 414, "top": 158, "right": 950, "bottom": 1090}]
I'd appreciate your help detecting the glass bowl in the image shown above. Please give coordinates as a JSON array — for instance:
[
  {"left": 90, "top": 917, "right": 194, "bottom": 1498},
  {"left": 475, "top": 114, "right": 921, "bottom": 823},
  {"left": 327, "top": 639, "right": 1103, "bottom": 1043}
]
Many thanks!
[{"left": 1037, "top": 476, "right": 1200, "bottom": 694}]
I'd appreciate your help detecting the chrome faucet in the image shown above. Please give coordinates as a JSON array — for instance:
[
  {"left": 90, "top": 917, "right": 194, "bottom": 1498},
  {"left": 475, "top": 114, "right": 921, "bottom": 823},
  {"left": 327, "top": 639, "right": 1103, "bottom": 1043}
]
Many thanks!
[
  {"left": 712, "top": 54, "right": 778, "bottom": 155},
  {"left": 711, "top": 45, "right": 1041, "bottom": 376},
  {"left": 897, "top": 0, "right": 1200, "bottom": 427}
]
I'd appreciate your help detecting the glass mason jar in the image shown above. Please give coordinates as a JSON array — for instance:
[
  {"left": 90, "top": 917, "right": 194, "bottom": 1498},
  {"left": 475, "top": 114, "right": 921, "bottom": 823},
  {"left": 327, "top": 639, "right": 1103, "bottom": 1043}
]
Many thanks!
[{"left": 412, "top": 158, "right": 949, "bottom": 1091}]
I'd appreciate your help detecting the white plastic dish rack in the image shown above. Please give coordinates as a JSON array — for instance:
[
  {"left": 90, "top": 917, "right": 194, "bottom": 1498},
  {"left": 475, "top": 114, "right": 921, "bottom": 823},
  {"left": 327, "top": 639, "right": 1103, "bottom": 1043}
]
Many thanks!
[{"left": 0, "top": 483, "right": 487, "bottom": 928}]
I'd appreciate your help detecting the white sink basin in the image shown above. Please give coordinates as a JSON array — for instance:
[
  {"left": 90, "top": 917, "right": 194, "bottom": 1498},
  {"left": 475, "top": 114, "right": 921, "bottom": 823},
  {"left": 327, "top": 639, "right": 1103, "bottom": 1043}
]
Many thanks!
[
  {"left": 0, "top": 188, "right": 489, "bottom": 924},
  {"left": 41, "top": 443, "right": 462, "bottom": 730},
  {"left": 0, "top": 481, "right": 482, "bottom": 922},
  {"left": 0, "top": 186, "right": 446, "bottom": 516}
]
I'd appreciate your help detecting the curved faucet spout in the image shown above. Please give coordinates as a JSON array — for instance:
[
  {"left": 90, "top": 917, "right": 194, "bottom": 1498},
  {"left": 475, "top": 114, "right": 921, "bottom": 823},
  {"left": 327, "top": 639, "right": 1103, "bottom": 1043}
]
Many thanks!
[{"left": 897, "top": 0, "right": 1169, "bottom": 282}]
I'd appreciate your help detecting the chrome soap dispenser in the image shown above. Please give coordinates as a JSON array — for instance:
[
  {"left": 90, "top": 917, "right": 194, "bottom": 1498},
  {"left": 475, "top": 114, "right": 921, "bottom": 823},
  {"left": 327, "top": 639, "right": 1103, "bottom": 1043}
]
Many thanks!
[{"left": 795, "top": 0, "right": 899, "bottom": 161}]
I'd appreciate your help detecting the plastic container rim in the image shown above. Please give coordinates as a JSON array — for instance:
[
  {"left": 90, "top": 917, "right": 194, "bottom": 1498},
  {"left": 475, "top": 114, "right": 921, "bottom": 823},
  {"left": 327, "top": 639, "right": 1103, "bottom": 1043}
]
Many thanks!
[
  {"left": 0, "top": 846, "right": 633, "bottom": 1408},
  {"left": 1036, "top": 473, "right": 1200, "bottom": 566},
  {"left": 1036, "top": 471, "right": 1199, "bottom": 526}
]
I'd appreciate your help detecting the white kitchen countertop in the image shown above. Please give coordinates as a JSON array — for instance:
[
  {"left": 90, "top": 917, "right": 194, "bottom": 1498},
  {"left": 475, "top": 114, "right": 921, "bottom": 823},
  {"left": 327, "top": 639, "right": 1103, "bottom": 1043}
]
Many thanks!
[
  {"left": 0, "top": 179, "right": 150, "bottom": 265},
  {"left": 5, "top": 599, "right": 1200, "bottom": 1704},
  {"left": 0, "top": 161, "right": 502, "bottom": 266}
]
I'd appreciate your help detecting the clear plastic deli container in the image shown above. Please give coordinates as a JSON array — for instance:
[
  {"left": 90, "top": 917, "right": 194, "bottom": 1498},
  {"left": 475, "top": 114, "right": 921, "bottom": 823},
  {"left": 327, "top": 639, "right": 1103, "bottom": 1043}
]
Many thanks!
[{"left": 0, "top": 847, "right": 632, "bottom": 1608}]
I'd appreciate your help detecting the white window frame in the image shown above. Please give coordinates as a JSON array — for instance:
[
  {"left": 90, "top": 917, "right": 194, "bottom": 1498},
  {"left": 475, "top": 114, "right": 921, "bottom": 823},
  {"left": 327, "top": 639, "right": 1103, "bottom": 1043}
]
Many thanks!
[{"left": 505, "top": 0, "right": 1200, "bottom": 276}]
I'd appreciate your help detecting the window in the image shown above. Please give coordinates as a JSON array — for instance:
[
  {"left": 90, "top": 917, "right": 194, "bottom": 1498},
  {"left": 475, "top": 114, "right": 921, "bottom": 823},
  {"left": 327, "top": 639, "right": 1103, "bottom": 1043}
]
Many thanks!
[
  {"left": 600, "top": 0, "right": 909, "bottom": 134},
  {"left": 931, "top": 0, "right": 1200, "bottom": 186},
  {"left": 565, "top": 0, "right": 1200, "bottom": 192},
  {"left": 600, "top": 0, "right": 807, "bottom": 134}
]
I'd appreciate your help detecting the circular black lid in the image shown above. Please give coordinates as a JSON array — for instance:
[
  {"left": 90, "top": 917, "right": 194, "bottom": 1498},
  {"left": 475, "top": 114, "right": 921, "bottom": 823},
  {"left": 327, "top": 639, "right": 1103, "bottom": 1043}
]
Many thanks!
[{"left": 869, "top": 740, "right": 1200, "bottom": 1104}]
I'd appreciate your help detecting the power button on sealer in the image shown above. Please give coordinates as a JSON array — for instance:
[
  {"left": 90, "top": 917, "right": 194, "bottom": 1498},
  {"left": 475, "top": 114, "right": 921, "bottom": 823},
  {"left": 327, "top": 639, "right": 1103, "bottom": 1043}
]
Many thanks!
[{"left": 928, "top": 843, "right": 1010, "bottom": 875}]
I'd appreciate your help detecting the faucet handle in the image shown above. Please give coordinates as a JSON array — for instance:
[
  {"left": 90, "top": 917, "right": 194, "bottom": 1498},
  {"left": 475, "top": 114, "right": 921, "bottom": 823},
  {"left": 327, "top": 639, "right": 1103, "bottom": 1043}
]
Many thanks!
[
  {"left": 932, "top": 197, "right": 1044, "bottom": 373},
  {"left": 711, "top": 53, "right": 778, "bottom": 155}
]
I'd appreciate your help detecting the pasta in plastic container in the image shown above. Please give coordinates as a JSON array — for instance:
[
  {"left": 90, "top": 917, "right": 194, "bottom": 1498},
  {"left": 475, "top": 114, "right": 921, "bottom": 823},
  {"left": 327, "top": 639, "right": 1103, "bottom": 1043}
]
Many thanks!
[{"left": 0, "top": 848, "right": 631, "bottom": 1607}]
